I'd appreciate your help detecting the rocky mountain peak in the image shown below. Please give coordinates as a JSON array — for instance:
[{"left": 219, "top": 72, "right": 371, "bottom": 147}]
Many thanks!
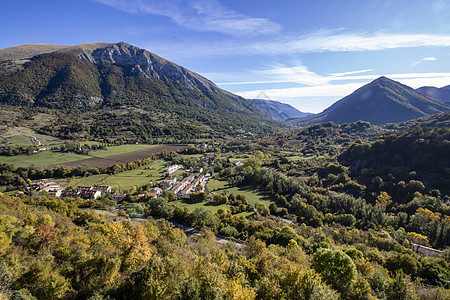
[{"left": 81, "top": 42, "right": 217, "bottom": 92}]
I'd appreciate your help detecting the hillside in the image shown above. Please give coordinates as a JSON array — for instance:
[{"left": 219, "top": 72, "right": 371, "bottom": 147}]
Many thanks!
[
  {"left": 387, "top": 111, "right": 450, "bottom": 129},
  {"left": 246, "top": 98, "right": 310, "bottom": 121},
  {"left": 338, "top": 126, "right": 450, "bottom": 195},
  {"left": 290, "top": 77, "right": 450, "bottom": 126},
  {"left": 0, "top": 42, "right": 278, "bottom": 141},
  {"left": 417, "top": 85, "right": 450, "bottom": 103}
]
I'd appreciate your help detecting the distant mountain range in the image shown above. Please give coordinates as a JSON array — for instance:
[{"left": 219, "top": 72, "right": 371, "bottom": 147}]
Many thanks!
[
  {"left": 416, "top": 85, "right": 450, "bottom": 103},
  {"left": 290, "top": 76, "right": 450, "bottom": 126},
  {"left": 246, "top": 99, "right": 311, "bottom": 122},
  {"left": 0, "top": 42, "right": 278, "bottom": 141}
]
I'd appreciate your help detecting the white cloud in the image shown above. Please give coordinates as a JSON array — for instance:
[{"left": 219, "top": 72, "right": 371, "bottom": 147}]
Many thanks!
[
  {"left": 251, "top": 31, "right": 450, "bottom": 55},
  {"left": 411, "top": 56, "right": 438, "bottom": 67},
  {"left": 143, "top": 30, "right": 450, "bottom": 59},
  {"left": 95, "top": 0, "right": 281, "bottom": 36},
  {"left": 328, "top": 69, "right": 374, "bottom": 77},
  {"left": 261, "top": 65, "right": 329, "bottom": 86},
  {"left": 218, "top": 65, "right": 373, "bottom": 86}
]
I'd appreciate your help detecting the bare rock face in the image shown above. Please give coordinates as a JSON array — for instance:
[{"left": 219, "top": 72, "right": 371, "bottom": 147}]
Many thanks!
[{"left": 86, "top": 42, "right": 216, "bottom": 92}]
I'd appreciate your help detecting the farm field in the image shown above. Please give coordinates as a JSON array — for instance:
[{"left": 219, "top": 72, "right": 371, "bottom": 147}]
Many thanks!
[
  {"left": 66, "top": 159, "right": 168, "bottom": 190},
  {"left": 0, "top": 151, "right": 91, "bottom": 168},
  {"left": 88, "top": 144, "right": 161, "bottom": 158},
  {"left": 0, "top": 144, "right": 188, "bottom": 168},
  {"left": 46, "top": 144, "right": 188, "bottom": 168}
]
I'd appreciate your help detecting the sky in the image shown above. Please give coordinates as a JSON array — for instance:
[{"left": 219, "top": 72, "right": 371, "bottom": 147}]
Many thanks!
[{"left": 2, "top": 0, "right": 450, "bottom": 113}]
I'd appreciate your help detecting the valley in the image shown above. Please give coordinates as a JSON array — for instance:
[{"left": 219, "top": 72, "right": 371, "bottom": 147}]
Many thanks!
[{"left": 0, "top": 41, "right": 449, "bottom": 300}]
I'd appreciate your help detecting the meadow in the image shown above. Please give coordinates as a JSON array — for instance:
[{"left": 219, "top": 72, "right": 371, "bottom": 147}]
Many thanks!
[{"left": 65, "top": 159, "right": 168, "bottom": 190}]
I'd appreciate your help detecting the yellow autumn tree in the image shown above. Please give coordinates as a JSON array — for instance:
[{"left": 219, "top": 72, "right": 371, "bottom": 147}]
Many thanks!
[
  {"left": 376, "top": 191, "right": 392, "bottom": 211},
  {"left": 226, "top": 280, "right": 256, "bottom": 300}
]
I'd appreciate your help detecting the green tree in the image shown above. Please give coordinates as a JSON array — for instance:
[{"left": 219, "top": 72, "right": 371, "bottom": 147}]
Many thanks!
[
  {"left": 385, "top": 271, "right": 417, "bottom": 300},
  {"left": 256, "top": 203, "right": 270, "bottom": 216},
  {"left": 311, "top": 249, "right": 357, "bottom": 291}
]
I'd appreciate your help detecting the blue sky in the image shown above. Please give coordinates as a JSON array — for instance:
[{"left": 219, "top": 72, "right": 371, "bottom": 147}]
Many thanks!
[{"left": 2, "top": 0, "right": 450, "bottom": 113}]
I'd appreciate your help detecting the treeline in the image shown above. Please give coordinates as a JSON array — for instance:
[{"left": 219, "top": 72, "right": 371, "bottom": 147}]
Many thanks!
[
  {"left": 0, "top": 145, "right": 37, "bottom": 156},
  {"left": 58, "top": 142, "right": 106, "bottom": 154}
]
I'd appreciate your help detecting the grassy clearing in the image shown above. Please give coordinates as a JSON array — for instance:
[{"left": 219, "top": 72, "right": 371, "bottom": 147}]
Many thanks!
[
  {"left": 207, "top": 179, "right": 273, "bottom": 207},
  {"left": 172, "top": 199, "right": 254, "bottom": 217},
  {"left": 67, "top": 159, "right": 167, "bottom": 190},
  {"left": 4, "top": 135, "right": 34, "bottom": 146},
  {"left": 206, "top": 179, "right": 227, "bottom": 191},
  {"left": 1, "top": 126, "right": 66, "bottom": 147}
]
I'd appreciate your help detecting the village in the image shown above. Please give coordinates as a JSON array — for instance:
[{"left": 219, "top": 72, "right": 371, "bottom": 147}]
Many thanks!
[{"left": 30, "top": 150, "right": 215, "bottom": 203}]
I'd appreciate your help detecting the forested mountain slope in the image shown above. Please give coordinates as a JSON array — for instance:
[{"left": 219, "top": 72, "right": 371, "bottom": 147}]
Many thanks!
[{"left": 0, "top": 42, "right": 278, "bottom": 141}]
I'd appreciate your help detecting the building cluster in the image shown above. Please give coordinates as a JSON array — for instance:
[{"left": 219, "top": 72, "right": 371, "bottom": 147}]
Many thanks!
[
  {"left": 35, "top": 179, "right": 124, "bottom": 201},
  {"left": 138, "top": 187, "right": 163, "bottom": 199},
  {"left": 168, "top": 173, "right": 207, "bottom": 197},
  {"left": 35, "top": 179, "right": 63, "bottom": 197},
  {"left": 165, "top": 164, "right": 182, "bottom": 174},
  {"left": 60, "top": 185, "right": 111, "bottom": 199}
]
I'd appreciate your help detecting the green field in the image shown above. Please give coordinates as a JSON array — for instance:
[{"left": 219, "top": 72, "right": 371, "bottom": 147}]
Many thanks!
[
  {"left": 67, "top": 159, "right": 167, "bottom": 190},
  {"left": 0, "top": 151, "right": 91, "bottom": 168},
  {"left": 88, "top": 144, "right": 160, "bottom": 158},
  {"left": 173, "top": 200, "right": 231, "bottom": 214},
  {"left": 0, "top": 144, "right": 162, "bottom": 168},
  {"left": 173, "top": 199, "right": 253, "bottom": 217},
  {"left": 207, "top": 179, "right": 273, "bottom": 206}
]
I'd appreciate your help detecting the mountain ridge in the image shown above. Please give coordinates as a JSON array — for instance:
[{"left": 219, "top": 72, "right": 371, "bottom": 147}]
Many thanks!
[
  {"left": 246, "top": 98, "right": 311, "bottom": 122},
  {"left": 0, "top": 42, "right": 278, "bottom": 141},
  {"left": 416, "top": 85, "right": 450, "bottom": 103},
  {"left": 290, "top": 76, "right": 450, "bottom": 126}
]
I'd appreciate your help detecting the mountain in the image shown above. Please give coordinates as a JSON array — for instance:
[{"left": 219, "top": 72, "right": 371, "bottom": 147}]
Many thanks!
[
  {"left": 246, "top": 98, "right": 310, "bottom": 121},
  {"left": 0, "top": 42, "right": 278, "bottom": 141},
  {"left": 290, "top": 76, "right": 450, "bottom": 126},
  {"left": 416, "top": 85, "right": 450, "bottom": 103}
]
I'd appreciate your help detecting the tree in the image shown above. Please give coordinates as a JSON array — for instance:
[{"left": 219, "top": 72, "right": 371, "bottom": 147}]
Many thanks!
[
  {"left": 385, "top": 271, "right": 417, "bottom": 300},
  {"left": 256, "top": 203, "right": 270, "bottom": 216},
  {"left": 376, "top": 191, "right": 392, "bottom": 212},
  {"left": 311, "top": 249, "right": 357, "bottom": 291}
]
